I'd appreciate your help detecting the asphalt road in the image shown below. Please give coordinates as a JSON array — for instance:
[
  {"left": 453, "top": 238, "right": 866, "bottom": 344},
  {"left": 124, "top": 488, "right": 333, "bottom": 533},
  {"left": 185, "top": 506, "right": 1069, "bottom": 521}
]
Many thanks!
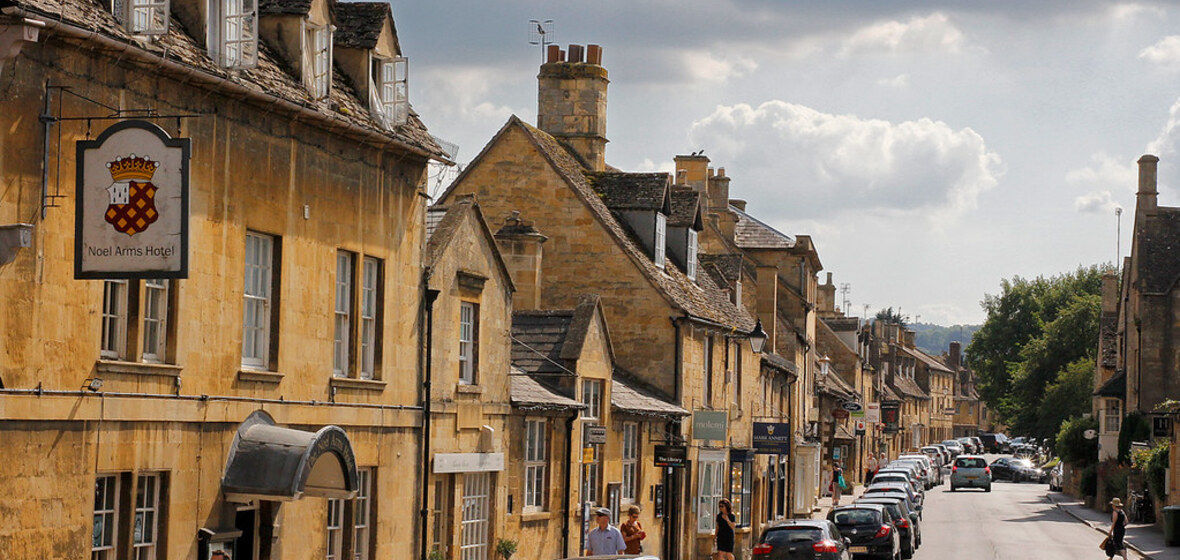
[{"left": 912, "top": 464, "right": 1138, "bottom": 560}]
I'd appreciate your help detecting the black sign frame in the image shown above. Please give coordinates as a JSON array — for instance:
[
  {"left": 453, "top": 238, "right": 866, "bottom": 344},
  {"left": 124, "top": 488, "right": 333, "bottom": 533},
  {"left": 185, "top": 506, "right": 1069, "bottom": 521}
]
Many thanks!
[
  {"left": 654, "top": 444, "right": 687, "bottom": 468},
  {"left": 752, "top": 421, "right": 791, "bottom": 455}
]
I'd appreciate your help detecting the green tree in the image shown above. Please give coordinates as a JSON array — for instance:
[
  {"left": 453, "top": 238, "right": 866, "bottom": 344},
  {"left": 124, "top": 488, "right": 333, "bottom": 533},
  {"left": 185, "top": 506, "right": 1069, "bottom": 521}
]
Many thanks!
[
  {"left": 1057, "top": 415, "right": 1099, "bottom": 466},
  {"left": 875, "top": 307, "right": 907, "bottom": 326},
  {"left": 1036, "top": 358, "right": 1094, "bottom": 445}
]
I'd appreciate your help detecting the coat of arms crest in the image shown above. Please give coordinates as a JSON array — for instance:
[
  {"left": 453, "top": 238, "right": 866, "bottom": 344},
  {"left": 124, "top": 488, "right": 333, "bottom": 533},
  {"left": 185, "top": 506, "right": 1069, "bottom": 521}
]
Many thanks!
[{"left": 103, "top": 153, "right": 160, "bottom": 236}]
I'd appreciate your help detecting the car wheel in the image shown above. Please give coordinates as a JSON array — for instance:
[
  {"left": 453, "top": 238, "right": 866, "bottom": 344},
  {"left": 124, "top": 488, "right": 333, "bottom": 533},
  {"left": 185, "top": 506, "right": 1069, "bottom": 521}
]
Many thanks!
[
  {"left": 950, "top": 485, "right": 957, "bottom": 492},
  {"left": 985, "top": 485, "right": 992, "bottom": 492}
]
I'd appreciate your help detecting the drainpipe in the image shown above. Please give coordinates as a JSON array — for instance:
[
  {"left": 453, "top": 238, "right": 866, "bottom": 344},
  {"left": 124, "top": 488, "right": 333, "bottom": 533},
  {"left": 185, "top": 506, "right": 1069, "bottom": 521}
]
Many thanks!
[
  {"left": 419, "top": 288, "right": 440, "bottom": 560},
  {"left": 561, "top": 413, "right": 576, "bottom": 556}
]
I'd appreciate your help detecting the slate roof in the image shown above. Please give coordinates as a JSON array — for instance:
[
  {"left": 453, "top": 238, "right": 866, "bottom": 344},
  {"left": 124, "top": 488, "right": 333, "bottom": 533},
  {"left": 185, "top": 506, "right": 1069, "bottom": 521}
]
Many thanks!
[
  {"left": 586, "top": 172, "right": 671, "bottom": 213},
  {"left": 900, "top": 346, "right": 953, "bottom": 373},
  {"left": 8, "top": 0, "right": 446, "bottom": 160},
  {"left": 732, "top": 205, "right": 794, "bottom": 249},
  {"left": 818, "top": 368, "right": 857, "bottom": 400},
  {"left": 455, "top": 118, "right": 755, "bottom": 332},
  {"left": 1137, "top": 208, "right": 1180, "bottom": 294},
  {"left": 611, "top": 373, "right": 688, "bottom": 419},
  {"left": 510, "top": 296, "right": 606, "bottom": 376},
  {"left": 699, "top": 254, "right": 745, "bottom": 284},
  {"left": 333, "top": 2, "right": 391, "bottom": 49},
  {"left": 510, "top": 371, "right": 584, "bottom": 411},
  {"left": 1094, "top": 371, "right": 1126, "bottom": 398},
  {"left": 889, "top": 374, "right": 930, "bottom": 400},
  {"left": 667, "top": 187, "right": 703, "bottom": 229},
  {"left": 259, "top": 0, "right": 312, "bottom": 15},
  {"left": 761, "top": 353, "right": 799, "bottom": 379}
]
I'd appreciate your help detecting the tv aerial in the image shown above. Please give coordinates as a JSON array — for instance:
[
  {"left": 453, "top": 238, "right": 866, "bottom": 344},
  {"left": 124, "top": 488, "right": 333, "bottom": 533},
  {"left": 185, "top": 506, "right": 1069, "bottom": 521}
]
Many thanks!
[{"left": 528, "top": 19, "right": 554, "bottom": 63}]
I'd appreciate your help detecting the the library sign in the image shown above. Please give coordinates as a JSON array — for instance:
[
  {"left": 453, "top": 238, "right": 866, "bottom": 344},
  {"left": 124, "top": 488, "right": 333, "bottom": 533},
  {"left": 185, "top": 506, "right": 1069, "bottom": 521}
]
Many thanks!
[{"left": 75, "top": 120, "right": 190, "bottom": 279}]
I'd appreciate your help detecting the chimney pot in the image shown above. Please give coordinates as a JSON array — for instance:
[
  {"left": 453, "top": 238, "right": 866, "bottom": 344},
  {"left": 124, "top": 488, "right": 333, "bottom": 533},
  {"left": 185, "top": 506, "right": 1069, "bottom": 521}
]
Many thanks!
[
  {"left": 718, "top": 167, "right": 725, "bottom": 177},
  {"left": 569, "top": 44, "right": 584, "bottom": 63},
  {"left": 1138, "top": 154, "right": 1159, "bottom": 213},
  {"left": 708, "top": 167, "right": 715, "bottom": 177},
  {"left": 729, "top": 199, "right": 747, "bottom": 211},
  {"left": 587, "top": 44, "right": 602, "bottom": 65},
  {"left": 546, "top": 45, "right": 561, "bottom": 63},
  {"left": 826, "top": 272, "right": 833, "bottom": 285}
]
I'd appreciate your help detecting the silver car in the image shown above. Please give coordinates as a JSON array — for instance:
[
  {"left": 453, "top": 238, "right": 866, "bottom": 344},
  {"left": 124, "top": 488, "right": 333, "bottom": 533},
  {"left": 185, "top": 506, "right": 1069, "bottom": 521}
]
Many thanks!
[{"left": 950, "top": 455, "right": 992, "bottom": 492}]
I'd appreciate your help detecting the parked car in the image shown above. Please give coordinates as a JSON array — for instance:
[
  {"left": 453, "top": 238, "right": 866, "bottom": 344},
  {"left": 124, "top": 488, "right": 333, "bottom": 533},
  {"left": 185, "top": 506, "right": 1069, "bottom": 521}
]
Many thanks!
[
  {"left": 880, "top": 463, "right": 927, "bottom": 494},
  {"left": 867, "top": 481, "right": 923, "bottom": 510},
  {"left": 753, "top": 519, "right": 853, "bottom": 560},
  {"left": 979, "top": 433, "right": 1011, "bottom": 453},
  {"left": 940, "top": 440, "right": 965, "bottom": 457},
  {"left": 871, "top": 472, "right": 923, "bottom": 497},
  {"left": 861, "top": 489, "right": 921, "bottom": 520},
  {"left": 1047, "top": 462, "right": 1064, "bottom": 492},
  {"left": 919, "top": 446, "right": 944, "bottom": 469},
  {"left": 950, "top": 455, "right": 992, "bottom": 492},
  {"left": 969, "top": 436, "right": 985, "bottom": 453},
  {"left": 898, "top": 454, "right": 939, "bottom": 486},
  {"left": 930, "top": 444, "right": 952, "bottom": 466},
  {"left": 827, "top": 504, "right": 900, "bottom": 560},
  {"left": 856, "top": 496, "right": 921, "bottom": 559},
  {"left": 956, "top": 437, "right": 978, "bottom": 454},
  {"left": 988, "top": 457, "right": 1032, "bottom": 482}
]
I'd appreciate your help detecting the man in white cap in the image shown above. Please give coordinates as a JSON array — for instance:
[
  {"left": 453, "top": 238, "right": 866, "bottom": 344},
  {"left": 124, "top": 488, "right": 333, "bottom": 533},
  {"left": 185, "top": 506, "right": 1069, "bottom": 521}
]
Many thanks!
[{"left": 585, "top": 507, "right": 626, "bottom": 556}]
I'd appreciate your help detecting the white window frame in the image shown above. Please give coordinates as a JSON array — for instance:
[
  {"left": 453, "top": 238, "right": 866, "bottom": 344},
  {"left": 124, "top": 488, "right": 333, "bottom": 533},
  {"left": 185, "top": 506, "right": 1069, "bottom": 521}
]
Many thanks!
[
  {"left": 391, "top": 57, "right": 409, "bottom": 126},
  {"left": 621, "top": 422, "right": 639, "bottom": 502},
  {"left": 686, "top": 229, "right": 698, "bottom": 280},
  {"left": 142, "top": 279, "right": 169, "bottom": 363},
  {"left": 306, "top": 23, "right": 332, "bottom": 100},
  {"left": 354, "top": 468, "right": 372, "bottom": 560},
  {"left": 93, "top": 474, "right": 120, "bottom": 559},
  {"left": 524, "top": 418, "right": 548, "bottom": 512},
  {"left": 334, "top": 251, "right": 354, "bottom": 377},
  {"left": 101, "top": 280, "right": 129, "bottom": 360},
  {"left": 370, "top": 57, "right": 409, "bottom": 128},
  {"left": 218, "top": 0, "right": 258, "bottom": 68},
  {"left": 360, "top": 257, "right": 379, "bottom": 379},
  {"left": 326, "top": 497, "right": 344, "bottom": 560},
  {"left": 133, "top": 473, "right": 160, "bottom": 560},
  {"left": 459, "top": 301, "right": 478, "bottom": 384},
  {"left": 580, "top": 379, "right": 603, "bottom": 420},
  {"left": 654, "top": 213, "right": 667, "bottom": 269},
  {"left": 116, "top": 0, "right": 169, "bottom": 35},
  {"left": 1105, "top": 399, "right": 1122, "bottom": 433},
  {"left": 460, "top": 473, "right": 491, "bottom": 560},
  {"left": 242, "top": 232, "right": 274, "bottom": 369},
  {"left": 697, "top": 453, "right": 726, "bottom": 533}
]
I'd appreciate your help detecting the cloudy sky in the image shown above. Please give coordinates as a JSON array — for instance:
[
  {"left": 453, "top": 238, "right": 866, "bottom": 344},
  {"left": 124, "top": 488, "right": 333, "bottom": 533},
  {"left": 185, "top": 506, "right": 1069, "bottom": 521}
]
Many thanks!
[{"left": 391, "top": 1, "right": 1180, "bottom": 326}]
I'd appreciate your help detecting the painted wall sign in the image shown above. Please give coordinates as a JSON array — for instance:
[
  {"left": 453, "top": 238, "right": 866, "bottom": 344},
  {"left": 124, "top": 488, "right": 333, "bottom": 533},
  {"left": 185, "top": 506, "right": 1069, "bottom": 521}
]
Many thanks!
[
  {"left": 432, "top": 452, "right": 505, "bottom": 473},
  {"left": 752, "top": 421, "right": 791, "bottom": 455},
  {"left": 75, "top": 120, "right": 190, "bottom": 279},
  {"left": 692, "top": 410, "right": 728, "bottom": 441},
  {"left": 653, "top": 444, "right": 687, "bottom": 468}
]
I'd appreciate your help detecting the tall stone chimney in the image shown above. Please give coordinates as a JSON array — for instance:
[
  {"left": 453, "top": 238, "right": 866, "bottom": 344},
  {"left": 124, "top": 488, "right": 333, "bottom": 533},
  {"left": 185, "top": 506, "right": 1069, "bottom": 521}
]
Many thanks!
[
  {"left": 537, "top": 44, "right": 609, "bottom": 172},
  {"left": 948, "top": 341, "right": 961, "bottom": 370},
  {"left": 817, "top": 272, "right": 837, "bottom": 313},
  {"left": 674, "top": 155, "right": 710, "bottom": 191},
  {"left": 1137, "top": 154, "right": 1159, "bottom": 215},
  {"left": 494, "top": 213, "right": 548, "bottom": 311}
]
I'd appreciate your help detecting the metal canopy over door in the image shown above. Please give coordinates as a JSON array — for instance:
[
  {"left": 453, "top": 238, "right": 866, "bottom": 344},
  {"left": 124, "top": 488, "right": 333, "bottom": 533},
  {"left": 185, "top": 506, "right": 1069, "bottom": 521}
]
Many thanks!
[{"left": 460, "top": 473, "right": 491, "bottom": 560}]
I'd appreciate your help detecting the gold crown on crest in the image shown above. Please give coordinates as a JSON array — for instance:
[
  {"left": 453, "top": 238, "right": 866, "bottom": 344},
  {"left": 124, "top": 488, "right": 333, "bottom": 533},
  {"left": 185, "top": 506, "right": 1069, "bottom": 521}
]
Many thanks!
[{"left": 106, "top": 154, "right": 159, "bottom": 182}]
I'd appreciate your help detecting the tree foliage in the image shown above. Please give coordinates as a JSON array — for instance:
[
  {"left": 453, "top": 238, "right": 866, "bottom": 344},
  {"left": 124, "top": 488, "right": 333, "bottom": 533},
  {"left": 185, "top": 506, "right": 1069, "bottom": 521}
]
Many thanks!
[
  {"left": 967, "top": 265, "right": 1109, "bottom": 439},
  {"left": 1117, "top": 412, "right": 1151, "bottom": 465},
  {"left": 874, "top": 307, "right": 907, "bottom": 326},
  {"left": 1057, "top": 415, "right": 1099, "bottom": 466}
]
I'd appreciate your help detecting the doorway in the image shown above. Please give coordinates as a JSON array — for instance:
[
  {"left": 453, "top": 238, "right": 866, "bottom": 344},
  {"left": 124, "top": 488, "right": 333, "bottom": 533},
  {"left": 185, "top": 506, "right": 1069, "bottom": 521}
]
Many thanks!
[{"left": 460, "top": 473, "right": 491, "bottom": 560}]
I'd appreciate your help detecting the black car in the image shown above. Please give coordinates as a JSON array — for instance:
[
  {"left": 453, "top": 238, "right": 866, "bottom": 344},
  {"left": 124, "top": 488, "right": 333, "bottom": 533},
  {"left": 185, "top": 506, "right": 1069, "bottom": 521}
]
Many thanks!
[
  {"left": 856, "top": 496, "right": 921, "bottom": 559},
  {"left": 827, "top": 504, "right": 901, "bottom": 560},
  {"left": 990, "top": 457, "right": 1040, "bottom": 482},
  {"left": 754, "top": 519, "right": 853, "bottom": 560}
]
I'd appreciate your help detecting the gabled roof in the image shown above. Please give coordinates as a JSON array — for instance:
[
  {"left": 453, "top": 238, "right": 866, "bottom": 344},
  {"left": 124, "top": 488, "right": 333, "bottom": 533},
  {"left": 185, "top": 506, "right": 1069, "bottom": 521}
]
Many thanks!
[
  {"left": 1137, "top": 208, "right": 1180, "bottom": 295},
  {"left": 732, "top": 205, "right": 794, "bottom": 249},
  {"left": 1094, "top": 371, "right": 1126, "bottom": 398},
  {"left": 587, "top": 172, "right": 671, "bottom": 213},
  {"left": 699, "top": 254, "right": 745, "bottom": 284},
  {"left": 511, "top": 295, "right": 611, "bottom": 376},
  {"left": 881, "top": 383, "right": 902, "bottom": 402},
  {"left": 510, "top": 370, "right": 585, "bottom": 412},
  {"left": 818, "top": 369, "right": 857, "bottom": 400},
  {"left": 761, "top": 353, "right": 799, "bottom": 380},
  {"left": 424, "top": 198, "right": 516, "bottom": 293},
  {"left": 8, "top": 0, "right": 446, "bottom": 159},
  {"left": 334, "top": 2, "right": 396, "bottom": 51},
  {"left": 889, "top": 374, "right": 930, "bottom": 400},
  {"left": 611, "top": 371, "right": 689, "bottom": 419},
  {"left": 443, "top": 117, "right": 755, "bottom": 332},
  {"left": 900, "top": 346, "right": 953, "bottom": 373},
  {"left": 668, "top": 186, "right": 703, "bottom": 229}
]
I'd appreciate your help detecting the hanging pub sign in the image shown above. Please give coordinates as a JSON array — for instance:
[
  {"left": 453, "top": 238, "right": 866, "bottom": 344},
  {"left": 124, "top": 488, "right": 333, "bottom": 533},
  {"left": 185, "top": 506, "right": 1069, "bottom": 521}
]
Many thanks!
[
  {"left": 1153, "top": 415, "right": 1172, "bottom": 438},
  {"left": 75, "top": 120, "right": 190, "bottom": 279},
  {"left": 881, "top": 402, "right": 901, "bottom": 434},
  {"left": 752, "top": 421, "right": 791, "bottom": 455}
]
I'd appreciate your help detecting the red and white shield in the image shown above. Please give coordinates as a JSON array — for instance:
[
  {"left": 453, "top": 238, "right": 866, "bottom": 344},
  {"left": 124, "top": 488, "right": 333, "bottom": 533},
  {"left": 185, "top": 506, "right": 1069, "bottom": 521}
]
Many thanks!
[{"left": 104, "top": 180, "right": 160, "bottom": 236}]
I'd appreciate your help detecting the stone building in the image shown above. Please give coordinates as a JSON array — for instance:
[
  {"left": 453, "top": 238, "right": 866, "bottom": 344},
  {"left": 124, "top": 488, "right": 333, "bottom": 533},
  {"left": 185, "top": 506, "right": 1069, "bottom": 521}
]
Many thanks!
[
  {"left": 437, "top": 44, "right": 765, "bottom": 560},
  {"left": 816, "top": 273, "right": 874, "bottom": 483},
  {"left": 907, "top": 345, "right": 954, "bottom": 445},
  {"left": 0, "top": 0, "right": 450, "bottom": 557},
  {"left": 946, "top": 342, "right": 986, "bottom": 438}
]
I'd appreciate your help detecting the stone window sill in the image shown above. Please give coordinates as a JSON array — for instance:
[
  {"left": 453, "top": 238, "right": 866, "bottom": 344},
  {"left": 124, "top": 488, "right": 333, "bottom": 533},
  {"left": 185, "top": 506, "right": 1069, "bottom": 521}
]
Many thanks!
[
  {"left": 96, "top": 360, "right": 182, "bottom": 378},
  {"left": 456, "top": 384, "right": 483, "bottom": 394},
  {"left": 237, "top": 369, "right": 285, "bottom": 384},
  {"left": 520, "top": 511, "right": 552, "bottom": 522},
  {"left": 330, "top": 377, "right": 387, "bottom": 392}
]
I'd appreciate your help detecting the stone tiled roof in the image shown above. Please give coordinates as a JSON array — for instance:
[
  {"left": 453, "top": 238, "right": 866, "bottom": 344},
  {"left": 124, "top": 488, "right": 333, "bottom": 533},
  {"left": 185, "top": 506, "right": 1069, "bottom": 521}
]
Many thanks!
[
  {"left": 900, "top": 346, "right": 952, "bottom": 373},
  {"left": 761, "top": 353, "right": 799, "bottom": 379},
  {"left": 881, "top": 383, "right": 902, "bottom": 402},
  {"left": 818, "top": 368, "right": 857, "bottom": 400},
  {"left": 259, "top": 0, "right": 312, "bottom": 15},
  {"left": 1094, "top": 371, "right": 1126, "bottom": 398},
  {"left": 733, "top": 205, "right": 794, "bottom": 249},
  {"left": 611, "top": 372, "right": 688, "bottom": 418},
  {"left": 511, "top": 311, "right": 575, "bottom": 376},
  {"left": 699, "top": 254, "right": 744, "bottom": 284},
  {"left": 424, "top": 198, "right": 516, "bottom": 291},
  {"left": 668, "top": 187, "right": 702, "bottom": 228},
  {"left": 1138, "top": 208, "right": 1180, "bottom": 294},
  {"left": 333, "top": 2, "right": 391, "bottom": 49},
  {"left": 9, "top": 0, "right": 446, "bottom": 159},
  {"left": 465, "top": 118, "right": 755, "bottom": 332},
  {"left": 510, "top": 371, "right": 584, "bottom": 411},
  {"left": 1100, "top": 313, "right": 1118, "bottom": 369},
  {"left": 586, "top": 172, "right": 670, "bottom": 212},
  {"left": 889, "top": 374, "right": 930, "bottom": 400},
  {"left": 425, "top": 207, "right": 447, "bottom": 243}
]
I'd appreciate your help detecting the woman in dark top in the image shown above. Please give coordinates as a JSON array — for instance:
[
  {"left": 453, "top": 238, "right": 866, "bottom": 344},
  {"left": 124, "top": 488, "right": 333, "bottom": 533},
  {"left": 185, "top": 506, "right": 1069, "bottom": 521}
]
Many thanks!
[
  {"left": 715, "top": 498, "right": 737, "bottom": 560},
  {"left": 1107, "top": 497, "right": 1128, "bottom": 559}
]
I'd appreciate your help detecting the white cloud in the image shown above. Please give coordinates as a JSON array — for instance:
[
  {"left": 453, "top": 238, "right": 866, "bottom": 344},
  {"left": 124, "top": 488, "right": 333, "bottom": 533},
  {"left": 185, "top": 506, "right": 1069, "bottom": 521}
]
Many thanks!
[
  {"left": 416, "top": 66, "right": 522, "bottom": 125},
  {"left": 687, "top": 100, "right": 1004, "bottom": 221},
  {"left": 877, "top": 74, "right": 910, "bottom": 88},
  {"left": 1066, "top": 152, "right": 1136, "bottom": 192},
  {"left": 1139, "top": 36, "right": 1180, "bottom": 67},
  {"left": 1111, "top": 3, "right": 1166, "bottom": 21},
  {"left": 1147, "top": 97, "right": 1180, "bottom": 157},
  {"left": 839, "top": 12, "right": 967, "bottom": 57},
  {"left": 680, "top": 50, "right": 759, "bottom": 82},
  {"left": 1074, "top": 191, "right": 1122, "bottom": 214}
]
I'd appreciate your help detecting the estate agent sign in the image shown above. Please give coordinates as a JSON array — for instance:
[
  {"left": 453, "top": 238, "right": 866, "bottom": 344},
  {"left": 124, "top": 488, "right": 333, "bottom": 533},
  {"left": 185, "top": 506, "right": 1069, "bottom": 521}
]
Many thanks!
[
  {"left": 752, "top": 421, "right": 791, "bottom": 454},
  {"left": 76, "top": 120, "right": 190, "bottom": 279}
]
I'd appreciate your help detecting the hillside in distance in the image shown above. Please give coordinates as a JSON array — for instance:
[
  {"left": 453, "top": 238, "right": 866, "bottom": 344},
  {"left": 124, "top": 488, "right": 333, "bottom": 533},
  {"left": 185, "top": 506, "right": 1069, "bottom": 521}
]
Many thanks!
[{"left": 909, "top": 322, "right": 980, "bottom": 358}]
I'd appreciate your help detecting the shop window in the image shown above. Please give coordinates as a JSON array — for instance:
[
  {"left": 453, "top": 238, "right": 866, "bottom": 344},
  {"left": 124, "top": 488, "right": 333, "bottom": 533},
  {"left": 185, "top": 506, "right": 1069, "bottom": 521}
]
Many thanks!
[
  {"left": 729, "top": 460, "right": 752, "bottom": 527},
  {"left": 93, "top": 472, "right": 167, "bottom": 560},
  {"left": 697, "top": 453, "right": 725, "bottom": 533},
  {"left": 93, "top": 475, "right": 120, "bottom": 559}
]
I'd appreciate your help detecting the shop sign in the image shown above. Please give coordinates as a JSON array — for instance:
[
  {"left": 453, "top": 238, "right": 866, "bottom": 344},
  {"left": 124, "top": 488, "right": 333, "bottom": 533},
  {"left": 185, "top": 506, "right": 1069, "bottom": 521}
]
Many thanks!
[
  {"left": 692, "top": 410, "right": 728, "bottom": 441},
  {"left": 841, "top": 401, "right": 863, "bottom": 412},
  {"left": 653, "top": 444, "right": 687, "bottom": 468},
  {"left": 881, "top": 402, "right": 901, "bottom": 434},
  {"left": 855, "top": 420, "right": 866, "bottom": 435},
  {"left": 433, "top": 453, "right": 505, "bottom": 473},
  {"left": 832, "top": 409, "right": 850, "bottom": 419},
  {"left": 75, "top": 120, "right": 190, "bottom": 279},
  {"left": 585, "top": 425, "right": 607, "bottom": 445},
  {"left": 1153, "top": 416, "right": 1173, "bottom": 438},
  {"left": 865, "top": 403, "right": 881, "bottom": 423},
  {"left": 752, "top": 421, "right": 791, "bottom": 455}
]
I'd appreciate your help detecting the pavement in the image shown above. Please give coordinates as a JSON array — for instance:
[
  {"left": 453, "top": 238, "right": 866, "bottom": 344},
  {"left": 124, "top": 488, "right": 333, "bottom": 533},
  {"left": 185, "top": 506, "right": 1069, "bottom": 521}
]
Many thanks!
[
  {"left": 811, "top": 484, "right": 866, "bottom": 520},
  {"left": 1046, "top": 492, "right": 1172, "bottom": 559}
]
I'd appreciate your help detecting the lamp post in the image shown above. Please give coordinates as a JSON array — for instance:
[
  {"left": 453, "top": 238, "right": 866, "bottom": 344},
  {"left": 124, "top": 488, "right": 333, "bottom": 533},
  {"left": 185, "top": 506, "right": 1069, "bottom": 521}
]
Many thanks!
[{"left": 748, "top": 319, "right": 768, "bottom": 353}]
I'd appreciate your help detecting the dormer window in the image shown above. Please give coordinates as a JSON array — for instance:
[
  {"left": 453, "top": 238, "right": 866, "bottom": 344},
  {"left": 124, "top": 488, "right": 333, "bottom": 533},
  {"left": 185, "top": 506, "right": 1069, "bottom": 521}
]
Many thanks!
[
  {"left": 686, "top": 229, "right": 698, "bottom": 281},
  {"left": 654, "top": 213, "right": 667, "bottom": 269},
  {"left": 371, "top": 57, "right": 409, "bottom": 128},
  {"left": 115, "top": 0, "right": 169, "bottom": 35},
  {"left": 217, "top": 0, "right": 258, "bottom": 68},
  {"left": 305, "top": 24, "right": 332, "bottom": 100}
]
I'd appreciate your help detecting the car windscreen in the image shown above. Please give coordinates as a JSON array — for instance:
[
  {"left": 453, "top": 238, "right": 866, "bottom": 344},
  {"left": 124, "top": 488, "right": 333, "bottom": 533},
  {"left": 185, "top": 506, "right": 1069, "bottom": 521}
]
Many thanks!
[
  {"left": 956, "top": 457, "right": 987, "bottom": 468},
  {"left": 765, "top": 527, "right": 823, "bottom": 544},
  {"left": 833, "top": 510, "right": 880, "bottom": 525}
]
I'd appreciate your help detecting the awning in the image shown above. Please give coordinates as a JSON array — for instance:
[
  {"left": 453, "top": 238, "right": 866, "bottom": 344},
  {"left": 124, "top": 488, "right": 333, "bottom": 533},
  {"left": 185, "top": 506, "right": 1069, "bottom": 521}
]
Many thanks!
[{"left": 221, "top": 410, "right": 359, "bottom": 502}]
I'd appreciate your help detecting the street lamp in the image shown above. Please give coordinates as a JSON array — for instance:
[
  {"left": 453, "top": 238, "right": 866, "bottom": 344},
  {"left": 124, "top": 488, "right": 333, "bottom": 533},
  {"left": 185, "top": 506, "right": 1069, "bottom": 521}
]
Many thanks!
[{"left": 748, "top": 319, "right": 768, "bottom": 353}]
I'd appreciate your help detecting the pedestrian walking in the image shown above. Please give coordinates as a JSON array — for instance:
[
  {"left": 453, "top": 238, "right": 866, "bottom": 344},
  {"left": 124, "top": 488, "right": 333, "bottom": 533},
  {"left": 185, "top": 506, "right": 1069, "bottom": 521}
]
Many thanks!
[
  {"left": 831, "top": 460, "right": 846, "bottom": 506},
  {"left": 620, "top": 504, "right": 646, "bottom": 554},
  {"left": 714, "top": 498, "right": 736, "bottom": 560},
  {"left": 585, "top": 507, "right": 626, "bottom": 556},
  {"left": 865, "top": 452, "right": 877, "bottom": 484},
  {"left": 1105, "top": 498, "right": 1128, "bottom": 559}
]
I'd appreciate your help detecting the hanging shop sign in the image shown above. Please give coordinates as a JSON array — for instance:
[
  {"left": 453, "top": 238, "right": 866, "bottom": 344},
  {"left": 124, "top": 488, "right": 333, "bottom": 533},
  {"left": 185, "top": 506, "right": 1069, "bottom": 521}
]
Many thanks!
[
  {"left": 841, "top": 401, "right": 863, "bottom": 412},
  {"left": 692, "top": 410, "right": 728, "bottom": 441},
  {"left": 855, "top": 420, "right": 866, "bottom": 435},
  {"left": 752, "top": 421, "right": 792, "bottom": 455},
  {"left": 832, "top": 409, "right": 850, "bottom": 420},
  {"left": 75, "top": 120, "right": 190, "bottom": 279},
  {"left": 585, "top": 425, "right": 608, "bottom": 445},
  {"left": 653, "top": 444, "right": 687, "bottom": 468},
  {"left": 865, "top": 403, "right": 881, "bottom": 423},
  {"left": 1153, "top": 416, "right": 1173, "bottom": 438},
  {"left": 881, "top": 402, "right": 901, "bottom": 434}
]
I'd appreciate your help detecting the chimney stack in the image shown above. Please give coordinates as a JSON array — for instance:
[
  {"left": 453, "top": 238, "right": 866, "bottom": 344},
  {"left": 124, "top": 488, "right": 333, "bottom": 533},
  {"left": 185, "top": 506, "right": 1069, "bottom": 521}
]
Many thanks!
[
  {"left": 1137, "top": 154, "right": 1159, "bottom": 215},
  {"left": 537, "top": 44, "right": 609, "bottom": 172},
  {"left": 494, "top": 213, "right": 548, "bottom": 311},
  {"left": 948, "top": 341, "right": 961, "bottom": 370},
  {"left": 817, "top": 272, "right": 837, "bottom": 313},
  {"left": 729, "top": 199, "right": 747, "bottom": 211}
]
